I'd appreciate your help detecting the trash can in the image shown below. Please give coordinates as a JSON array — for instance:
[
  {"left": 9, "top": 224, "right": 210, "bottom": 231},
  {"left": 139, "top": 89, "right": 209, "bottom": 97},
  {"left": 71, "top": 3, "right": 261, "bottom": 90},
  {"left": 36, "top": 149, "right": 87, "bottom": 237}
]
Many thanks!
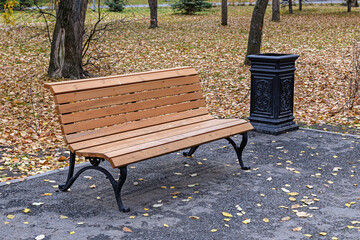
[{"left": 247, "top": 53, "right": 299, "bottom": 135}]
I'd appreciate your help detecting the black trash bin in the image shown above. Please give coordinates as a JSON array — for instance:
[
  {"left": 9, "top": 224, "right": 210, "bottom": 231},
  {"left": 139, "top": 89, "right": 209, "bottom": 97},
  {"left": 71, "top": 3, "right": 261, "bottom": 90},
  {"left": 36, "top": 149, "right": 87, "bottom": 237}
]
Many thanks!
[{"left": 247, "top": 53, "right": 299, "bottom": 135}]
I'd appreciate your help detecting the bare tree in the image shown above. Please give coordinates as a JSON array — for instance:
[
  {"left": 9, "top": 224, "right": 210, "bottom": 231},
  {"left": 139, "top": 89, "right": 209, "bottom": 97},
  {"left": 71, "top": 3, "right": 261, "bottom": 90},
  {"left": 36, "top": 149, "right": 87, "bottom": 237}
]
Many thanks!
[
  {"left": 299, "top": 0, "right": 302, "bottom": 11},
  {"left": 48, "top": 0, "right": 89, "bottom": 79},
  {"left": 347, "top": 0, "right": 352, "bottom": 12},
  {"left": 148, "top": 0, "right": 158, "bottom": 28},
  {"left": 221, "top": 0, "right": 228, "bottom": 26},
  {"left": 272, "top": 0, "right": 280, "bottom": 21},
  {"left": 289, "top": 0, "right": 293, "bottom": 14},
  {"left": 244, "top": 0, "right": 269, "bottom": 65}
]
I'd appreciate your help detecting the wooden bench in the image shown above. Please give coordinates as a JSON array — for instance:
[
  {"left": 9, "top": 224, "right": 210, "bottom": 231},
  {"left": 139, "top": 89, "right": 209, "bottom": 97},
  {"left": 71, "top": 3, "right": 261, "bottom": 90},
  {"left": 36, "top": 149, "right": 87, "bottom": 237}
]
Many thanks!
[{"left": 44, "top": 67, "right": 253, "bottom": 212}]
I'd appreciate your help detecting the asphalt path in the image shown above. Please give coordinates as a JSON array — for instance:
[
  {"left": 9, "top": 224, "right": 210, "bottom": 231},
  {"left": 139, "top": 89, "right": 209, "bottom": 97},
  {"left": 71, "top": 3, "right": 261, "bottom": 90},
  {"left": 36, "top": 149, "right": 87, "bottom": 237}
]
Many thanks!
[{"left": 1, "top": 128, "right": 359, "bottom": 239}]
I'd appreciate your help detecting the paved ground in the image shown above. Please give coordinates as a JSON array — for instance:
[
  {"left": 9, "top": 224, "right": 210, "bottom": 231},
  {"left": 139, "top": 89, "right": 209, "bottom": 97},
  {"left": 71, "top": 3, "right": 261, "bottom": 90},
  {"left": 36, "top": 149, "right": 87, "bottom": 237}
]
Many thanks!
[{"left": 1, "top": 129, "right": 359, "bottom": 240}]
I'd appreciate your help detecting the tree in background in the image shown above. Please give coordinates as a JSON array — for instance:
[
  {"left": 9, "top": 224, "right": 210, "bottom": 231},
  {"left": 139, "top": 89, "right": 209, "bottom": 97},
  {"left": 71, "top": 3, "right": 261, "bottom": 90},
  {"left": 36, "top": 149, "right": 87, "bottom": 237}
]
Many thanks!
[
  {"left": 48, "top": 0, "right": 89, "bottom": 79},
  {"left": 272, "top": 0, "right": 280, "bottom": 21},
  {"left": 244, "top": 0, "right": 269, "bottom": 65},
  {"left": 289, "top": 0, "right": 293, "bottom": 14},
  {"left": 299, "top": 0, "right": 303, "bottom": 11},
  {"left": 148, "top": 0, "right": 158, "bottom": 28},
  {"left": 221, "top": 0, "right": 228, "bottom": 25}
]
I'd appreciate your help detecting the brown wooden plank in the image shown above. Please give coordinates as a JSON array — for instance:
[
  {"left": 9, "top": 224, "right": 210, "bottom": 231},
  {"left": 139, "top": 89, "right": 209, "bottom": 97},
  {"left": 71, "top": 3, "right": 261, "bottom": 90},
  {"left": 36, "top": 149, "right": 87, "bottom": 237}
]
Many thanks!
[
  {"left": 49, "top": 68, "right": 197, "bottom": 94},
  {"left": 57, "top": 83, "right": 202, "bottom": 114},
  {"left": 104, "top": 120, "right": 250, "bottom": 158},
  {"left": 109, "top": 122, "right": 254, "bottom": 167},
  {"left": 74, "top": 118, "right": 234, "bottom": 154},
  {"left": 60, "top": 91, "right": 204, "bottom": 124},
  {"left": 65, "top": 108, "right": 210, "bottom": 144},
  {"left": 45, "top": 66, "right": 194, "bottom": 88},
  {"left": 54, "top": 75, "right": 200, "bottom": 104},
  {"left": 62, "top": 99, "right": 206, "bottom": 134},
  {"left": 70, "top": 115, "right": 214, "bottom": 152}
]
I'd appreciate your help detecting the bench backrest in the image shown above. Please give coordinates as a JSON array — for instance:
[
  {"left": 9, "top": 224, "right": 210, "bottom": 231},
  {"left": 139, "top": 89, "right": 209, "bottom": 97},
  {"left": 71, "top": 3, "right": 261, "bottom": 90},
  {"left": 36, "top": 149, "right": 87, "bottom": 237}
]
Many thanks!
[{"left": 45, "top": 67, "right": 209, "bottom": 144}]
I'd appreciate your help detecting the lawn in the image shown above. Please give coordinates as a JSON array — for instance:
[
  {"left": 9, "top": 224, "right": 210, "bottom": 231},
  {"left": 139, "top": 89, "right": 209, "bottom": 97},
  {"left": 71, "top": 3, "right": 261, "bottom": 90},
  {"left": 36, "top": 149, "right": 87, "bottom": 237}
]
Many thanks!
[{"left": 0, "top": 5, "right": 359, "bottom": 181}]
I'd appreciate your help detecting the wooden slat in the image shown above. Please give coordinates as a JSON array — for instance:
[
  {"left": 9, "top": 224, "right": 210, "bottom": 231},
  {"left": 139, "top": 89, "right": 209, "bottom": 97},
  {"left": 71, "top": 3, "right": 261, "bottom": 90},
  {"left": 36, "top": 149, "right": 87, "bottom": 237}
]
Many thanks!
[
  {"left": 54, "top": 75, "right": 200, "bottom": 104},
  {"left": 45, "top": 66, "right": 194, "bottom": 88},
  {"left": 75, "top": 119, "right": 237, "bottom": 155},
  {"left": 65, "top": 108, "right": 210, "bottom": 144},
  {"left": 109, "top": 122, "right": 254, "bottom": 167},
  {"left": 60, "top": 91, "right": 203, "bottom": 124},
  {"left": 70, "top": 115, "right": 214, "bottom": 152},
  {"left": 62, "top": 99, "right": 206, "bottom": 134},
  {"left": 48, "top": 68, "right": 197, "bottom": 94},
  {"left": 104, "top": 120, "right": 249, "bottom": 158},
  {"left": 57, "top": 83, "right": 201, "bottom": 114}
]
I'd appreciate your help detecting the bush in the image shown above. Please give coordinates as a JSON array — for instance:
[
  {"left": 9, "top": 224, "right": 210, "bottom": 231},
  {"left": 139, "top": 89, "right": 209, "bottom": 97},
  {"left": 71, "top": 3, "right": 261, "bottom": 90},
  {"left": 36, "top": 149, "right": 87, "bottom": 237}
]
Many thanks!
[
  {"left": 105, "top": 0, "right": 126, "bottom": 12},
  {"left": 0, "top": 0, "right": 34, "bottom": 10},
  {"left": 171, "top": 0, "right": 212, "bottom": 14}
]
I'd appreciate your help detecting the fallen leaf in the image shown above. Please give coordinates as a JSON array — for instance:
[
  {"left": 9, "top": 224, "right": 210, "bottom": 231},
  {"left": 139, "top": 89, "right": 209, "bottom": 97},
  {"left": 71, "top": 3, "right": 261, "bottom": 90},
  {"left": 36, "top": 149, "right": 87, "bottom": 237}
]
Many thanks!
[
  {"left": 289, "top": 197, "right": 297, "bottom": 202},
  {"left": 59, "top": 215, "right": 68, "bottom": 219},
  {"left": 35, "top": 235, "right": 45, "bottom": 240},
  {"left": 296, "top": 212, "right": 312, "bottom": 218},
  {"left": 152, "top": 203, "right": 163, "bottom": 208},
  {"left": 6, "top": 215, "right": 15, "bottom": 219},
  {"left": 281, "top": 188, "right": 290, "bottom": 193},
  {"left": 32, "top": 202, "right": 44, "bottom": 206},
  {"left": 263, "top": 218, "right": 269, "bottom": 222},
  {"left": 281, "top": 216, "right": 291, "bottom": 222},
  {"left": 123, "top": 227, "right": 133, "bottom": 232},
  {"left": 89, "top": 184, "right": 96, "bottom": 189},
  {"left": 293, "top": 227, "right": 303, "bottom": 232},
  {"left": 23, "top": 208, "right": 30, "bottom": 213},
  {"left": 304, "top": 234, "right": 312, "bottom": 237},
  {"left": 288, "top": 192, "right": 299, "bottom": 196},
  {"left": 210, "top": 229, "right": 218, "bottom": 232},
  {"left": 163, "top": 224, "right": 169, "bottom": 227},
  {"left": 189, "top": 216, "right": 200, "bottom": 220},
  {"left": 319, "top": 232, "right": 327, "bottom": 236},
  {"left": 242, "top": 219, "right": 251, "bottom": 224},
  {"left": 69, "top": 231, "right": 75, "bottom": 235},
  {"left": 222, "top": 212, "right": 233, "bottom": 218}
]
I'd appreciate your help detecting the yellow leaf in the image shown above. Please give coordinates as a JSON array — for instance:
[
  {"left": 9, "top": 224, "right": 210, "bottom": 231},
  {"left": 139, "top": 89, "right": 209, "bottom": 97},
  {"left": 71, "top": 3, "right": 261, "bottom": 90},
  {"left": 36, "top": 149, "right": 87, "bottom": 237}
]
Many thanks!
[
  {"left": 210, "top": 229, "right": 218, "bottom": 232},
  {"left": 143, "top": 213, "right": 149, "bottom": 217},
  {"left": 7, "top": 215, "right": 15, "bottom": 219},
  {"left": 332, "top": 237, "right": 339, "bottom": 240},
  {"left": 189, "top": 216, "right": 200, "bottom": 220},
  {"left": 23, "top": 208, "right": 30, "bottom": 213},
  {"left": 289, "top": 197, "right": 297, "bottom": 202},
  {"left": 163, "top": 224, "right": 169, "bottom": 228},
  {"left": 69, "top": 231, "right": 75, "bottom": 235},
  {"left": 304, "top": 234, "right": 312, "bottom": 237},
  {"left": 129, "top": 216, "right": 136, "bottom": 219},
  {"left": 59, "top": 215, "right": 68, "bottom": 219},
  {"left": 293, "top": 227, "right": 302, "bottom": 232},
  {"left": 345, "top": 203, "right": 351, "bottom": 207},
  {"left": 319, "top": 232, "right": 327, "bottom": 236},
  {"left": 288, "top": 192, "right": 299, "bottom": 196},
  {"left": 306, "top": 185, "right": 313, "bottom": 189},
  {"left": 24, "top": 222, "right": 29, "bottom": 224},
  {"left": 222, "top": 212, "right": 233, "bottom": 218},
  {"left": 43, "top": 193, "right": 52, "bottom": 196},
  {"left": 224, "top": 218, "right": 231, "bottom": 222},
  {"left": 242, "top": 219, "right": 251, "bottom": 224},
  {"left": 294, "top": 171, "right": 300, "bottom": 174},
  {"left": 263, "top": 218, "right": 269, "bottom": 222}
]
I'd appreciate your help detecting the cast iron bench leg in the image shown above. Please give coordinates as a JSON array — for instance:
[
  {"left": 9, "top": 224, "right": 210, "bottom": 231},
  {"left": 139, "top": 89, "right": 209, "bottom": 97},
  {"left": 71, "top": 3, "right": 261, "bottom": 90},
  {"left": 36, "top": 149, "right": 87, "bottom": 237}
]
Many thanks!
[
  {"left": 59, "top": 151, "right": 130, "bottom": 212},
  {"left": 226, "top": 133, "right": 250, "bottom": 170},
  {"left": 183, "top": 145, "right": 200, "bottom": 156}
]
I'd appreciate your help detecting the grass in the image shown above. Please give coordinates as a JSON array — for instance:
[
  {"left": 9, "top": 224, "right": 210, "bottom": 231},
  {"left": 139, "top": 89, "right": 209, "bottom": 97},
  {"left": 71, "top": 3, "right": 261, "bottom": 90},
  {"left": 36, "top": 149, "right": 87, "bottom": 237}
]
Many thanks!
[{"left": 0, "top": 5, "right": 359, "bottom": 180}]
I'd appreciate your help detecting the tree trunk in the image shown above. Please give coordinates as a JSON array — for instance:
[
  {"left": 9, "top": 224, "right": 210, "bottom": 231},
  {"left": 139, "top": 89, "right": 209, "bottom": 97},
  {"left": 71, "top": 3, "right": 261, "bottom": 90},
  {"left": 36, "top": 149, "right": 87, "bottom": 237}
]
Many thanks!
[
  {"left": 48, "top": 0, "right": 88, "bottom": 79},
  {"left": 353, "top": 0, "right": 359, "bottom": 7},
  {"left": 299, "top": 0, "right": 302, "bottom": 11},
  {"left": 148, "top": 0, "right": 158, "bottom": 28},
  {"left": 289, "top": 0, "right": 293, "bottom": 14},
  {"left": 347, "top": 0, "right": 352, "bottom": 12},
  {"left": 272, "top": 0, "right": 280, "bottom": 21},
  {"left": 244, "top": 0, "right": 269, "bottom": 65},
  {"left": 221, "top": 0, "right": 228, "bottom": 26}
]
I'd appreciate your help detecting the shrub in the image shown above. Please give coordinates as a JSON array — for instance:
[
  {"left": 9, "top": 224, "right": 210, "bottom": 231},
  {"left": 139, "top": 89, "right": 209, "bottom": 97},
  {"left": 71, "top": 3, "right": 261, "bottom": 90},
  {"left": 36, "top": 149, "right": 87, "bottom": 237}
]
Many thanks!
[
  {"left": 171, "top": 0, "right": 212, "bottom": 14},
  {"left": 105, "top": 0, "right": 126, "bottom": 12}
]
